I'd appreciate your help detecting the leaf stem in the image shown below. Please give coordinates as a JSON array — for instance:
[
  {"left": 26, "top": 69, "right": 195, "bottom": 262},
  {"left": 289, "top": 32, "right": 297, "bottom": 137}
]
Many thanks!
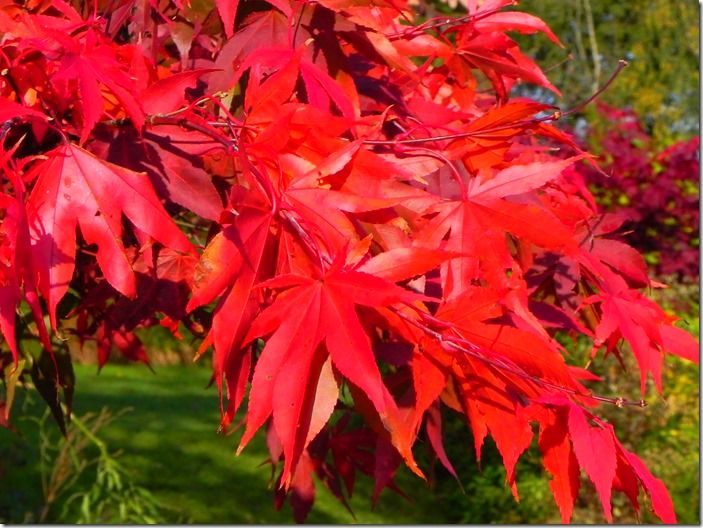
[{"left": 278, "top": 209, "right": 331, "bottom": 269}]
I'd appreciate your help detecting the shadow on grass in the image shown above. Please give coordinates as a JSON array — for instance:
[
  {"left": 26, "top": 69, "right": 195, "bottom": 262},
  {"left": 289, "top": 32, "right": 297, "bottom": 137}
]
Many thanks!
[{"left": 1, "top": 364, "right": 441, "bottom": 524}]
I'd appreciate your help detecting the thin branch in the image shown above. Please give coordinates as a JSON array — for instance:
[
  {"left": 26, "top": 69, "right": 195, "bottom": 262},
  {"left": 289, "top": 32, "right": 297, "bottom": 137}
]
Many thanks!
[
  {"left": 257, "top": 154, "right": 648, "bottom": 410},
  {"left": 397, "top": 146, "right": 468, "bottom": 198},
  {"left": 392, "top": 307, "right": 646, "bottom": 408},
  {"left": 260, "top": 158, "right": 645, "bottom": 410},
  {"left": 387, "top": 2, "right": 516, "bottom": 41},
  {"left": 278, "top": 209, "right": 331, "bottom": 269},
  {"left": 146, "top": 115, "right": 237, "bottom": 151},
  {"left": 544, "top": 53, "right": 575, "bottom": 74},
  {"left": 571, "top": 0, "right": 588, "bottom": 66},
  {"left": 362, "top": 112, "right": 558, "bottom": 146},
  {"left": 561, "top": 60, "right": 628, "bottom": 117}
]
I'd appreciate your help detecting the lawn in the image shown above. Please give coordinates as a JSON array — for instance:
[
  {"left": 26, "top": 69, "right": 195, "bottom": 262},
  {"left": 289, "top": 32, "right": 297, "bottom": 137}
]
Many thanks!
[{"left": 0, "top": 363, "right": 453, "bottom": 524}]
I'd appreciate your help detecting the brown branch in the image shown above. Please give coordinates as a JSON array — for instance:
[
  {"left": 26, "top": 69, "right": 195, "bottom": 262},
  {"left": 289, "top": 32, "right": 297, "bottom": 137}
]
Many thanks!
[
  {"left": 269, "top": 197, "right": 647, "bottom": 411},
  {"left": 278, "top": 209, "right": 331, "bottom": 270},
  {"left": 363, "top": 61, "right": 626, "bottom": 150},
  {"left": 387, "top": 1, "right": 517, "bottom": 41},
  {"left": 146, "top": 115, "right": 238, "bottom": 151},
  {"left": 561, "top": 59, "right": 628, "bottom": 117},
  {"left": 397, "top": 145, "right": 468, "bottom": 198},
  {"left": 392, "top": 307, "right": 646, "bottom": 408},
  {"left": 362, "top": 111, "right": 558, "bottom": 146},
  {"left": 582, "top": 0, "right": 601, "bottom": 93}
]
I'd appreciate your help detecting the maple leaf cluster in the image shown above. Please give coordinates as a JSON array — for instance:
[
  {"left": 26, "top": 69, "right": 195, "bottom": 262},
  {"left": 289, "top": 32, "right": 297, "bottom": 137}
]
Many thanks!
[{"left": 0, "top": 0, "right": 697, "bottom": 522}]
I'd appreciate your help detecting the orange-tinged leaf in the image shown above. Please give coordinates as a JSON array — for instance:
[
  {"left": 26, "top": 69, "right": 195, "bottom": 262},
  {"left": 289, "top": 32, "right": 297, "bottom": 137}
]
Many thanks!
[
  {"left": 452, "top": 320, "right": 577, "bottom": 389},
  {"left": 4, "top": 1, "right": 693, "bottom": 522},
  {"left": 469, "top": 157, "right": 582, "bottom": 201},
  {"left": 455, "top": 358, "right": 533, "bottom": 488},
  {"left": 471, "top": 200, "right": 575, "bottom": 250}
]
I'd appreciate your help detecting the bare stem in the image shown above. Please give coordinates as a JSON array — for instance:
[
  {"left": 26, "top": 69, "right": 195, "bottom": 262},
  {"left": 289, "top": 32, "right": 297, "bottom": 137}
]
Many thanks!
[
  {"left": 392, "top": 307, "right": 646, "bottom": 408},
  {"left": 146, "top": 115, "right": 237, "bottom": 151},
  {"left": 278, "top": 209, "right": 331, "bottom": 269},
  {"left": 398, "top": 146, "right": 468, "bottom": 198},
  {"left": 362, "top": 61, "right": 626, "bottom": 150},
  {"left": 583, "top": 0, "right": 601, "bottom": 93},
  {"left": 362, "top": 112, "right": 558, "bottom": 146},
  {"left": 561, "top": 59, "right": 628, "bottom": 117},
  {"left": 387, "top": 2, "right": 516, "bottom": 40}
]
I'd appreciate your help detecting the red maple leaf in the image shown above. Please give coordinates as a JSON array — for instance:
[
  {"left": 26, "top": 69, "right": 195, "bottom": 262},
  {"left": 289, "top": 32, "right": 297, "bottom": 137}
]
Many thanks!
[
  {"left": 26, "top": 144, "right": 194, "bottom": 327},
  {"left": 237, "top": 251, "right": 428, "bottom": 486}
]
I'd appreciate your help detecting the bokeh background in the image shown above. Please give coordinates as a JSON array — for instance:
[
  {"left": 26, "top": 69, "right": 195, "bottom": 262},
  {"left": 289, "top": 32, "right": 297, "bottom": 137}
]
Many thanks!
[{"left": 1, "top": 0, "right": 699, "bottom": 523}]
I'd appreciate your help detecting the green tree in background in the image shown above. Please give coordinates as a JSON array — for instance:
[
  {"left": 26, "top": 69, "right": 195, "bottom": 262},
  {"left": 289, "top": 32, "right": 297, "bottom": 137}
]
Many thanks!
[{"left": 515, "top": 0, "right": 699, "bottom": 145}]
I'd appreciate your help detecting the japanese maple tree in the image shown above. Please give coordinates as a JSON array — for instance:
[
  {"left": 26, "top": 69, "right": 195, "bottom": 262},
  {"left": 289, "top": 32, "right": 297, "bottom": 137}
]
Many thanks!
[{"left": 0, "top": 0, "right": 698, "bottom": 523}]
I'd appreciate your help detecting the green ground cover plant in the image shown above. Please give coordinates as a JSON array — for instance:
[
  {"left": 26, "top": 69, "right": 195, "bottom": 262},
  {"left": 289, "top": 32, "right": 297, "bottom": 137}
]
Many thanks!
[{"left": 1, "top": 364, "right": 441, "bottom": 523}]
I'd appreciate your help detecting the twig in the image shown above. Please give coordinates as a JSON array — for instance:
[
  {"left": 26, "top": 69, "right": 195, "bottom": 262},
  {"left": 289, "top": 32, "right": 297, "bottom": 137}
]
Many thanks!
[
  {"left": 561, "top": 60, "right": 628, "bottom": 117},
  {"left": 278, "top": 209, "right": 331, "bottom": 269},
  {"left": 392, "top": 307, "right": 646, "bottom": 408},
  {"left": 387, "top": 2, "right": 517, "bottom": 41},
  {"left": 146, "top": 115, "right": 237, "bottom": 151},
  {"left": 362, "top": 112, "right": 558, "bottom": 146}
]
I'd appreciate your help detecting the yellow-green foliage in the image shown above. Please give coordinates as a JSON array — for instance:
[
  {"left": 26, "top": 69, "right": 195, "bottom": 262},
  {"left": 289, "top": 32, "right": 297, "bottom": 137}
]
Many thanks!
[{"left": 514, "top": 0, "right": 699, "bottom": 146}]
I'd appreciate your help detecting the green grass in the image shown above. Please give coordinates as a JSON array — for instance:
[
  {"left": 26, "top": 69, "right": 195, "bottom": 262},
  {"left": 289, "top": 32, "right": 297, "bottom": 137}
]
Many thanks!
[{"left": 0, "top": 363, "right": 458, "bottom": 524}]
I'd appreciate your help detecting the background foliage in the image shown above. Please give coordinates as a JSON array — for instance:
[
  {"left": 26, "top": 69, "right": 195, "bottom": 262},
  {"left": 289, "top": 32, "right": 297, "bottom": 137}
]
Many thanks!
[
  {"left": 576, "top": 103, "right": 699, "bottom": 282},
  {"left": 515, "top": 0, "right": 700, "bottom": 146}
]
